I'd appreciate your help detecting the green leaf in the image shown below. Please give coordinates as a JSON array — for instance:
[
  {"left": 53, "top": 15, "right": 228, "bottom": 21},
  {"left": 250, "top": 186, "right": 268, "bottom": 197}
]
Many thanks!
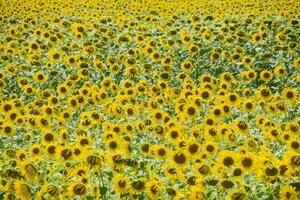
[{"left": 100, "top": 186, "right": 108, "bottom": 195}]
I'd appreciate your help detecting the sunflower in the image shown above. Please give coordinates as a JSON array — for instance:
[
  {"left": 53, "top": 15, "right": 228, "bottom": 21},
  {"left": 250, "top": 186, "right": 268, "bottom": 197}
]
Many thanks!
[
  {"left": 0, "top": 79, "right": 6, "bottom": 90},
  {"left": 0, "top": 122, "right": 14, "bottom": 137},
  {"left": 219, "top": 81, "right": 231, "bottom": 90},
  {"left": 24, "top": 85, "right": 35, "bottom": 96},
  {"left": 113, "top": 173, "right": 130, "bottom": 197},
  {"left": 276, "top": 32, "right": 287, "bottom": 44},
  {"left": 57, "top": 145, "right": 73, "bottom": 161},
  {"left": 279, "top": 185, "right": 297, "bottom": 200},
  {"left": 29, "top": 144, "right": 43, "bottom": 158},
  {"left": 150, "top": 51, "right": 161, "bottom": 62},
  {"left": 170, "top": 150, "right": 189, "bottom": 168},
  {"left": 211, "top": 106, "right": 223, "bottom": 118},
  {"left": 42, "top": 184, "right": 60, "bottom": 198},
  {"left": 282, "top": 87, "right": 298, "bottom": 104},
  {"left": 188, "top": 44, "right": 199, "bottom": 56},
  {"left": 283, "top": 150, "right": 300, "bottom": 169},
  {"left": 68, "top": 181, "right": 87, "bottom": 197},
  {"left": 238, "top": 152, "right": 256, "bottom": 172},
  {"left": 180, "top": 60, "right": 194, "bottom": 73},
  {"left": 240, "top": 98, "right": 256, "bottom": 113},
  {"left": 78, "top": 68, "right": 89, "bottom": 80},
  {"left": 6, "top": 110, "right": 18, "bottom": 123},
  {"left": 93, "top": 59, "right": 105, "bottom": 72},
  {"left": 13, "top": 180, "right": 32, "bottom": 200},
  {"left": 274, "top": 65, "right": 286, "bottom": 77},
  {"left": 219, "top": 150, "right": 236, "bottom": 168},
  {"left": 152, "top": 144, "right": 169, "bottom": 160},
  {"left": 37, "top": 116, "right": 50, "bottom": 129},
  {"left": 242, "top": 70, "right": 257, "bottom": 81},
  {"left": 42, "top": 30, "right": 51, "bottom": 40},
  {"left": 65, "top": 55, "right": 78, "bottom": 67},
  {"left": 194, "top": 162, "right": 211, "bottom": 177},
  {"left": 288, "top": 139, "right": 300, "bottom": 152},
  {"left": 42, "top": 105, "right": 54, "bottom": 119},
  {"left": 293, "top": 57, "right": 300, "bottom": 69},
  {"left": 28, "top": 41, "right": 39, "bottom": 52},
  {"left": 166, "top": 127, "right": 182, "bottom": 142},
  {"left": 265, "top": 102, "right": 279, "bottom": 116},
  {"left": 188, "top": 185, "right": 205, "bottom": 199},
  {"left": 252, "top": 32, "right": 263, "bottom": 43},
  {"left": 48, "top": 95, "right": 60, "bottom": 106},
  {"left": 60, "top": 109, "right": 73, "bottom": 121},
  {"left": 76, "top": 135, "right": 93, "bottom": 147},
  {"left": 183, "top": 103, "right": 198, "bottom": 119},
  {"left": 256, "top": 86, "right": 273, "bottom": 101},
  {"left": 265, "top": 127, "right": 281, "bottom": 141},
  {"left": 130, "top": 179, "right": 146, "bottom": 195},
  {"left": 276, "top": 101, "right": 287, "bottom": 114},
  {"left": 145, "top": 179, "right": 163, "bottom": 198},
  {"left": 227, "top": 92, "right": 239, "bottom": 106},
  {"left": 104, "top": 138, "right": 123, "bottom": 153},
  {"left": 210, "top": 52, "right": 220, "bottom": 61},
  {"left": 199, "top": 88, "right": 212, "bottom": 101},
  {"left": 57, "top": 84, "right": 68, "bottom": 96},
  {"left": 202, "top": 31, "right": 212, "bottom": 42},
  {"left": 203, "top": 115, "right": 219, "bottom": 127},
  {"left": 204, "top": 126, "right": 219, "bottom": 140},
  {"left": 259, "top": 164, "right": 280, "bottom": 182},
  {"left": 203, "top": 141, "right": 218, "bottom": 156},
  {"left": 71, "top": 164, "right": 89, "bottom": 177},
  {"left": 220, "top": 178, "right": 235, "bottom": 190},
  {"left": 151, "top": 109, "right": 165, "bottom": 122},
  {"left": 233, "top": 119, "right": 250, "bottom": 135},
  {"left": 41, "top": 131, "right": 56, "bottom": 145},
  {"left": 45, "top": 143, "right": 58, "bottom": 159},
  {"left": 86, "top": 154, "right": 103, "bottom": 169},
  {"left": 15, "top": 149, "right": 27, "bottom": 162},
  {"left": 48, "top": 49, "right": 63, "bottom": 63},
  {"left": 1, "top": 100, "right": 13, "bottom": 113},
  {"left": 122, "top": 105, "right": 136, "bottom": 118},
  {"left": 33, "top": 28, "right": 43, "bottom": 37},
  {"left": 72, "top": 145, "right": 87, "bottom": 160},
  {"left": 186, "top": 140, "right": 200, "bottom": 157},
  {"left": 242, "top": 56, "right": 253, "bottom": 67},
  {"left": 20, "top": 162, "right": 38, "bottom": 183},
  {"left": 260, "top": 70, "right": 273, "bottom": 82},
  {"left": 135, "top": 34, "right": 144, "bottom": 44}
]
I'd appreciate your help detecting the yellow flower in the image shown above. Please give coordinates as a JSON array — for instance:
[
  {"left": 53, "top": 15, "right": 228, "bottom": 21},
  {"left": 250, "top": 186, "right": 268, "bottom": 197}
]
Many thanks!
[
  {"left": 20, "top": 162, "right": 38, "bottom": 183},
  {"left": 0, "top": 121, "right": 14, "bottom": 137},
  {"left": 64, "top": 55, "right": 78, "bottom": 67},
  {"left": 13, "top": 180, "right": 32, "bottom": 200},
  {"left": 233, "top": 119, "right": 250, "bottom": 135},
  {"left": 260, "top": 70, "right": 273, "bottom": 82},
  {"left": 68, "top": 181, "right": 87, "bottom": 197},
  {"left": 242, "top": 55, "right": 253, "bottom": 67},
  {"left": 240, "top": 98, "right": 256, "bottom": 113},
  {"left": 169, "top": 150, "right": 190, "bottom": 168},
  {"left": 252, "top": 32, "right": 263, "bottom": 43},
  {"left": 42, "top": 184, "right": 60, "bottom": 198},
  {"left": 48, "top": 49, "right": 63, "bottom": 62},
  {"left": 279, "top": 185, "right": 297, "bottom": 200},
  {"left": 293, "top": 57, "right": 300, "bottom": 69},
  {"left": 274, "top": 65, "right": 286, "bottom": 77},
  {"left": 282, "top": 87, "right": 298, "bottom": 104},
  {"left": 113, "top": 173, "right": 130, "bottom": 197},
  {"left": 33, "top": 71, "right": 47, "bottom": 83}
]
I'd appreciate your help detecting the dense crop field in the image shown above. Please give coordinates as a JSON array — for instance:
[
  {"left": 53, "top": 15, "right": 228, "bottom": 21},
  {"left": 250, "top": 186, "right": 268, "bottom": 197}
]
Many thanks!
[{"left": 0, "top": 0, "right": 299, "bottom": 199}]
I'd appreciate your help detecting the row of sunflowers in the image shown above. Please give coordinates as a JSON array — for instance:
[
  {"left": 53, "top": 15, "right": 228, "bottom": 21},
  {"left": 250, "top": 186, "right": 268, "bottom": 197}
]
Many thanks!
[{"left": 0, "top": 0, "right": 299, "bottom": 199}]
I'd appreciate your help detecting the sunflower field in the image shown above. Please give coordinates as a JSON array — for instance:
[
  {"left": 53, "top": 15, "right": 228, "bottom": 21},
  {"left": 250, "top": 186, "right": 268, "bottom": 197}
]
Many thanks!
[{"left": 0, "top": 0, "right": 299, "bottom": 199}]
